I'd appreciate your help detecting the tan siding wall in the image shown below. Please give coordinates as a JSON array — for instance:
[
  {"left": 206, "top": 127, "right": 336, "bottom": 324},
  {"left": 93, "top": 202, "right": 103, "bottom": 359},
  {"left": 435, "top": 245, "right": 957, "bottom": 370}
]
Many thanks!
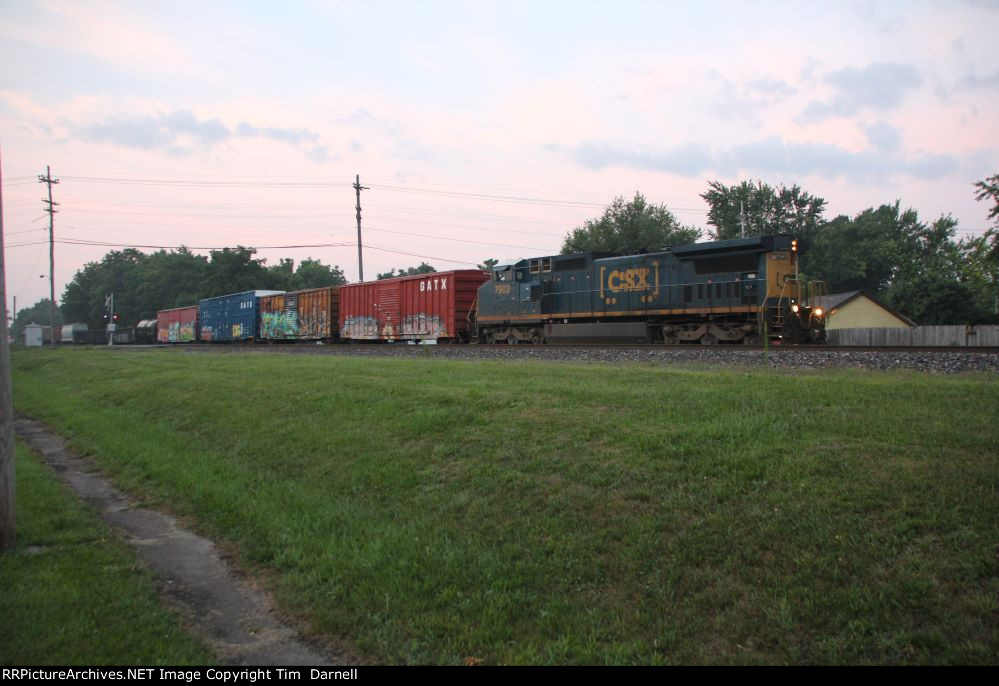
[{"left": 826, "top": 297, "right": 911, "bottom": 330}]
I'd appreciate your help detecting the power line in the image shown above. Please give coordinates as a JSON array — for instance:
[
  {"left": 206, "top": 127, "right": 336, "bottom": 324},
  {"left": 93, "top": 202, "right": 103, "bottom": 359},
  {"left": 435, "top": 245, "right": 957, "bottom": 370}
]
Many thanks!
[
  {"left": 60, "top": 175, "right": 353, "bottom": 189},
  {"left": 5, "top": 238, "right": 354, "bottom": 251},
  {"left": 363, "top": 243, "right": 480, "bottom": 267},
  {"left": 362, "top": 225, "right": 552, "bottom": 252}
]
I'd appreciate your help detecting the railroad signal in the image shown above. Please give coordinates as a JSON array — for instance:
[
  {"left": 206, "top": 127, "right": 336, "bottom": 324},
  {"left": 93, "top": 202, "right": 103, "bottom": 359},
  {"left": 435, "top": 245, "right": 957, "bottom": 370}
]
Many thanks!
[{"left": 791, "top": 239, "right": 798, "bottom": 252}]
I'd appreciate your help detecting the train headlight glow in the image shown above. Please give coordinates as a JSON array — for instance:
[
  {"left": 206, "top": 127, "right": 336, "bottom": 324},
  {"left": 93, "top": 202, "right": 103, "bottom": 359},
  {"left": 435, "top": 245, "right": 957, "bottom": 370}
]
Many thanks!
[
  {"left": 791, "top": 304, "right": 799, "bottom": 313},
  {"left": 814, "top": 308, "right": 824, "bottom": 317}
]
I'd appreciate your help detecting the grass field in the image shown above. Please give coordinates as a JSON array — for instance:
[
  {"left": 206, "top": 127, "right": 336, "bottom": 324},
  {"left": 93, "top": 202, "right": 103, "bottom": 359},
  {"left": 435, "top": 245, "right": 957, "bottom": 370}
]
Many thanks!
[
  {"left": 9, "top": 348, "right": 999, "bottom": 664},
  {"left": 0, "top": 443, "right": 211, "bottom": 665}
]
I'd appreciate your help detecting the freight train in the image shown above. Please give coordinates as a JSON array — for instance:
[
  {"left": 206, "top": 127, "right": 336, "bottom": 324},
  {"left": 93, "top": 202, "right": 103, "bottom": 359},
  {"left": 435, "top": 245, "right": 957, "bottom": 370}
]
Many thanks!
[{"left": 114, "top": 234, "right": 828, "bottom": 347}]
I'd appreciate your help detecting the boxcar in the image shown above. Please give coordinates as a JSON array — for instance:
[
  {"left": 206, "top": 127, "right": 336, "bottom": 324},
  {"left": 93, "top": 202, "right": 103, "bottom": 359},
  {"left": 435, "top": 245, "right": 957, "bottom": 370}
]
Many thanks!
[
  {"left": 198, "top": 290, "right": 283, "bottom": 342},
  {"left": 340, "top": 270, "right": 489, "bottom": 342},
  {"left": 259, "top": 287, "right": 340, "bottom": 341},
  {"left": 157, "top": 305, "right": 200, "bottom": 343}
]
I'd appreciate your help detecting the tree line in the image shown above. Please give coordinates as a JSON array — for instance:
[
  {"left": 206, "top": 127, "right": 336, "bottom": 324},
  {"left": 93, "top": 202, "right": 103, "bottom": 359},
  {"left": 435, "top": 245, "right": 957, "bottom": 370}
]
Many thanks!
[
  {"left": 12, "top": 247, "right": 345, "bottom": 340},
  {"left": 11, "top": 175, "right": 999, "bottom": 336}
]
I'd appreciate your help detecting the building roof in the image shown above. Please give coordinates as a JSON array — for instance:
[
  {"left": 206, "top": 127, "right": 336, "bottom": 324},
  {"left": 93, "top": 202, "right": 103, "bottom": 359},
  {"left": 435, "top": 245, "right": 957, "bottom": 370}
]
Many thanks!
[{"left": 814, "top": 290, "right": 916, "bottom": 326}]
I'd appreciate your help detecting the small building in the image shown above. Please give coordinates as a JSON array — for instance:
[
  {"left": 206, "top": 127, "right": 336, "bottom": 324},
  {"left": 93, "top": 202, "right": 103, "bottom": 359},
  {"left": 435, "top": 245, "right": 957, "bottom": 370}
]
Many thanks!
[
  {"left": 24, "top": 323, "right": 44, "bottom": 347},
  {"left": 815, "top": 290, "right": 915, "bottom": 330}
]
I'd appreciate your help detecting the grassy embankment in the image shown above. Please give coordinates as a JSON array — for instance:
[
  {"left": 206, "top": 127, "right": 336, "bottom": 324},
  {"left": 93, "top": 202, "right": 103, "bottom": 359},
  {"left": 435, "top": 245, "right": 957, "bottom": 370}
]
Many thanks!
[
  {"left": 0, "top": 443, "right": 211, "bottom": 665},
  {"left": 9, "top": 348, "right": 999, "bottom": 664}
]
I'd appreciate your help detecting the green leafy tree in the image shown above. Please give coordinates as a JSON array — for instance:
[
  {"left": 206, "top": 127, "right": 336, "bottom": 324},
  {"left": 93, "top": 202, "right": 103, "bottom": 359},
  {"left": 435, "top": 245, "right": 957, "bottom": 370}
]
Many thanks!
[
  {"left": 266, "top": 257, "right": 296, "bottom": 291},
  {"left": 200, "top": 246, "right": 269, "bottom": 296},
  {"left": 293, "top": 259, "right": 347, "bottom": 289},
  {"left": 805, "top": 203, "right": 922, "bottom": 294},
  {"left": 60, "top": 249, "right": 148, "bottom": 327},
  {"left": 974, "top": 174, "right": 999, "bottom": 226},
  {"left": 561, "top": 192, "right": 699, "bottom": 255},
  {"left": 701, "top": 180, "right": 827, "bottom": 241},
  {"left": 477, "top": 258, "right": 499, "bottom": 271},
  {"left": 377, "top": 262, "right": 437, "bottom": 280},
  {"left": 135, "top": 247, "right": 208, "bottom": 315}
]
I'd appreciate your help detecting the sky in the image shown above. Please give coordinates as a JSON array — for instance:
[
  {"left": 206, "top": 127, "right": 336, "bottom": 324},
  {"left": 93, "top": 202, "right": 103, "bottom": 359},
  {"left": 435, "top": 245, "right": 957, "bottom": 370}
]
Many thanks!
[{"left": 1, "top": 0, "right": 997, "bottom": 315}]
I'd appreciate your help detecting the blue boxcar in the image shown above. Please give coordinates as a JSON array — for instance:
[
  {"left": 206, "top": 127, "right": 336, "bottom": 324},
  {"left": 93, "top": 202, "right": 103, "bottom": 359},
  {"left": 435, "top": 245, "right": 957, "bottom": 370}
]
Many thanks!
[{"left": 198, "top": 290, "right": 284, "bottom": 342}]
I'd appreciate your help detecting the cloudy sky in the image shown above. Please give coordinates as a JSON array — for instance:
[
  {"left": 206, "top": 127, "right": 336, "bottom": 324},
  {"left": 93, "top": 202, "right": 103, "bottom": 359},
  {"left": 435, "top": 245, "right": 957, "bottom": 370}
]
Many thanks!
[{"left": 2, "top": 0, "right": 997, "bottom": 313}]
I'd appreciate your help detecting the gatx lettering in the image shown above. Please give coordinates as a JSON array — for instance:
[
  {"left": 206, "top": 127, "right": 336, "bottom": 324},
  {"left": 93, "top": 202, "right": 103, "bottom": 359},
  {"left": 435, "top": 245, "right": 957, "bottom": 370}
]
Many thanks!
[{"left": 419, "top": 278, "right": 448, "bottom": 292}]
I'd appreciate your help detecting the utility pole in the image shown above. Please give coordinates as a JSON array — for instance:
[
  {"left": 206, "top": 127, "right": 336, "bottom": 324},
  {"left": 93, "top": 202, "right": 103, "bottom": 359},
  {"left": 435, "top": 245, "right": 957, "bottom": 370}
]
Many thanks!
[
  {"left": 38, "top": 166, "right": 59, "bottom": 344},
  {"left": 739, "top": 200, "right": 747, "bottom": 239},
  {"left": 1, "top": 144, "right": 16, "bottom": 550},
  {"left": 353, "top": 174, "right": 368, "bottom": 282},
  {"left": 105, "top": 293, "right": 115, "bottom": 346}
]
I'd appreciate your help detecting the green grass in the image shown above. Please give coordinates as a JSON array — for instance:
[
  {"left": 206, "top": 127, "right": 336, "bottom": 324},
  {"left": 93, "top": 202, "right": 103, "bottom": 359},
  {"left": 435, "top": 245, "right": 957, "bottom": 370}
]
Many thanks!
[
  {"left": 9, "top": 347, "right": 999, "bottom": 664},
  {"left": 0, "top": 442, "right": 211, "bottom": 666}
]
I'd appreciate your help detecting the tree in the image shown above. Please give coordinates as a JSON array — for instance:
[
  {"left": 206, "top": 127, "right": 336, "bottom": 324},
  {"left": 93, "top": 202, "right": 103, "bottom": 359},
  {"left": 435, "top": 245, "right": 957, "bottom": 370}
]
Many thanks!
[
  {"left": 701, "top": 180, "right": 827, "bottom": 241},
  {"left": 200, "top": 246, "right": 268, "bottom": 296},
  {"left": 805, "top": 203, "right": 922, "bottom": 295},
  {"left": 292, "top": 258, "right": 347, "bottom": 289},
  {"left": 377, "top": 262, "right": 437, "bottom": 280},
  {"left": 136, "top": 247, "right": 208, "bottom": 315},
  {"left": 974, "top": 174, "right": 999, "bottom": 226},
  {"left": 60, "top": 249, "right": 148, "bottom": 327},
  {"left": 477, "top": 258, "right": 499, "bottom": 271},
  {"left": 561, "top": 192, "right": 699, "bottom": 255},
  {"left": 803, "top": 203, "right": 995, "bottom": 324}
]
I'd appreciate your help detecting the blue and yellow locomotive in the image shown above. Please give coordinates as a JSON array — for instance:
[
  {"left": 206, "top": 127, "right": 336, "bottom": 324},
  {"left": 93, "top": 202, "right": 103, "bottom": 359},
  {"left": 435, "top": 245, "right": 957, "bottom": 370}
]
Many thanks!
[{"left": 475, "top": 235, "right": 826, "bottom": 344}]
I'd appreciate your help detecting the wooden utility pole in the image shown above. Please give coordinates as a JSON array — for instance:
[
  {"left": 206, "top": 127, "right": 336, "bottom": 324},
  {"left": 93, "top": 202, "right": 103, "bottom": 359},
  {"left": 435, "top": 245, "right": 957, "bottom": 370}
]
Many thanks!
[
  {"left": 1, "top": 144, "right": 16, "bottom": 550},
  {"left": 37, "top": 166, "right": 59, "bottom": 344},
  {"left": 353, "top": 174, "right": 368, "bottom": 282}
]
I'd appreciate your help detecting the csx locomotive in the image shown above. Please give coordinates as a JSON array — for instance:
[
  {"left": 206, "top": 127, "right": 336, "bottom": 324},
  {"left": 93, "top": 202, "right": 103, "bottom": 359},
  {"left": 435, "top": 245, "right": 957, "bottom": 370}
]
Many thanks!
[{"left": 475, "top": 234, "right": 826, "bottom": 345}]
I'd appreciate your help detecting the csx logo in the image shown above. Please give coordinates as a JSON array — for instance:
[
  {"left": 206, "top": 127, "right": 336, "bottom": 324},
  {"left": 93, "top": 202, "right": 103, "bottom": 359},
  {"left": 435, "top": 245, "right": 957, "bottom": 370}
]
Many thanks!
[{"left": 607, "top": 268, "right": 650, "bottom": 292}]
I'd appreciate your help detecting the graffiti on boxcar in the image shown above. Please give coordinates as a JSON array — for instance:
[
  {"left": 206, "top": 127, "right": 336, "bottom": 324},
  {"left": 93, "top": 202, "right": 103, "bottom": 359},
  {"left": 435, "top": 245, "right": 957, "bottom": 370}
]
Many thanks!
[
  {"left": 201, "top": 326, "right": 214, "bottom": 342},
  {"left": 401, "top": 314, "right": 447, "bottom": 338},
  {"left": 261, "top": 311, "right": 299, "bottom": 338},
  {"left": 341, "top": 315, "right": 379, "bottom": 339},
  {"left": 166, "top": 321, "right": 197, "bottom": 342},
  {"left": 296, "top": 311, "right": 330, "bottom": 338}
]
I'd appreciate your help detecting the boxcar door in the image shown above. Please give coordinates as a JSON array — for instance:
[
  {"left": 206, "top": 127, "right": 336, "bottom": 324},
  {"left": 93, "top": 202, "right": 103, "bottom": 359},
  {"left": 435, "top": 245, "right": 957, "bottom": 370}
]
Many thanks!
[{"left": 375, "top": 281, "right": 400, "bottom": 340}]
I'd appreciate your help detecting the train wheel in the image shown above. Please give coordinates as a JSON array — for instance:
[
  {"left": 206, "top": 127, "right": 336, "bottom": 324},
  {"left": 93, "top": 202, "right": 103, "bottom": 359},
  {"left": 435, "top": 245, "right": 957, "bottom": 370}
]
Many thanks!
[
  {"left": 665, "top": 335, "right": 680, "bottom": 345},
  {"left": 700, "top": 333, "right": 718, "bottom": 345}
]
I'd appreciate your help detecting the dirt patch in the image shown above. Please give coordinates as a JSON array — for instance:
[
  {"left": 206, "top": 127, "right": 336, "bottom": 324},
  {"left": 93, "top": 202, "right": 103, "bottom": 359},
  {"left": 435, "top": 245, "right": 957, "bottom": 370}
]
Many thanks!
[{"left": 15, "top": 415, "right": 355, "bottom": 666}]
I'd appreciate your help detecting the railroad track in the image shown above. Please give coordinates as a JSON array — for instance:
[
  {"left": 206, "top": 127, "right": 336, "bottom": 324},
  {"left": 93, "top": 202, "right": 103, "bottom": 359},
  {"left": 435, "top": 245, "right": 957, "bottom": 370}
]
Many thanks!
[{"left": 114, "top": 342, "right": 999, "bottom": 354}]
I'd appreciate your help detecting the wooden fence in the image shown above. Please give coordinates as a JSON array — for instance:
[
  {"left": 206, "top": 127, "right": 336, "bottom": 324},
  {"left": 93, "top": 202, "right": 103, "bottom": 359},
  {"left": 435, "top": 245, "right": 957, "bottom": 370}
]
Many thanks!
[{"left": 826, "top": 325, "right": 999, "bottom": 347}]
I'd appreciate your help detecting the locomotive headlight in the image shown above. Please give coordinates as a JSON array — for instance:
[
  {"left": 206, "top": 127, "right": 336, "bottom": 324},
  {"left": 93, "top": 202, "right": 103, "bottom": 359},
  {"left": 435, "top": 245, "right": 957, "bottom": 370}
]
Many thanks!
[
  {"left": 791, "top": 304, "right": 799, "bottom": 313},
  {"left": 814, "top": 308, "right": 824, "bottom": 317}
]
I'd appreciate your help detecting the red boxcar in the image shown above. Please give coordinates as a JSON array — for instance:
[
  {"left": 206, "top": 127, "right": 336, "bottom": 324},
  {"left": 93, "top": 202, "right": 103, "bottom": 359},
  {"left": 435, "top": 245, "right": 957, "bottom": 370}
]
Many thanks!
[
  {"left": 157, "top": 305, "right": 199, "bottom": 343},
  {"left": 339, "top": 270, "right": 489, "bottom": 342}
]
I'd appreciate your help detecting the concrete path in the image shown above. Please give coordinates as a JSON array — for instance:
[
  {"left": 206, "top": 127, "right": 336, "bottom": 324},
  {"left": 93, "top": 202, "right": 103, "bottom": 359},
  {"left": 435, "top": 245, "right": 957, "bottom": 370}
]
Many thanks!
[{"left": 15, "top": 416, "right": 348, "bottom": 666}]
